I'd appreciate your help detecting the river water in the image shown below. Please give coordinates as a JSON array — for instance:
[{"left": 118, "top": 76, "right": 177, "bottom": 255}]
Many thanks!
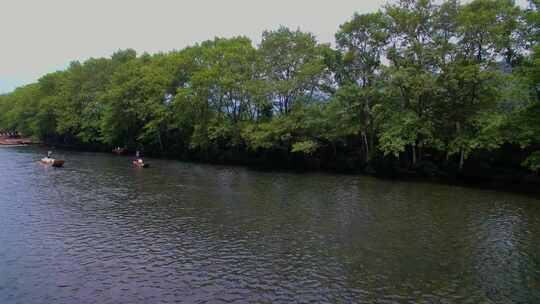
[{"left": 0, "top": 146, "right": 539, "bottom": 303}]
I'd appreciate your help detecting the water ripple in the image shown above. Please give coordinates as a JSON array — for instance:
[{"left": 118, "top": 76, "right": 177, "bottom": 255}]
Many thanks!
[{"left": 0, "top": 147, "right": 539, "bottom": 303}]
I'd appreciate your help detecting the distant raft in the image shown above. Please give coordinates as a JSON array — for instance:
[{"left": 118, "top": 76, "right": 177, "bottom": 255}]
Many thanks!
[
  {"left": 41, "top": 158, "right": 65, "bottom": 168},
  {"left": 112, "top": 147, "right": 127, "bottom": 155}
]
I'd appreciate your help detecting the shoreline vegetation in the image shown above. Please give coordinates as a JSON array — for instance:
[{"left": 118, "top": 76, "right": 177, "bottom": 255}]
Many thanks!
[{"left": 1, "top": 0, "right": 539, "bottom": 191}]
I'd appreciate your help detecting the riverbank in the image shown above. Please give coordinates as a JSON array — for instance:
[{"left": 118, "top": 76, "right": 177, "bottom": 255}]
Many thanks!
[
  {"left": 214, "top": 156, "right": 540, "bottom": 196},
  {"left": 40, "top": 141, "right": 540, "bottom": 196}
]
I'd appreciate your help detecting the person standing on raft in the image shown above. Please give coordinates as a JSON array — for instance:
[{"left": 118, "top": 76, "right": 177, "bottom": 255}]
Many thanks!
[{"left": 135, "top": 151, "right": 144, "bottom": 165}]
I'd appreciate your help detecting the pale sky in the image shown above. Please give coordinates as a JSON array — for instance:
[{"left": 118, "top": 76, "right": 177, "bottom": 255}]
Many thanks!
[{"left": 0, "top": 0, "right": 385, "bottom": 93}]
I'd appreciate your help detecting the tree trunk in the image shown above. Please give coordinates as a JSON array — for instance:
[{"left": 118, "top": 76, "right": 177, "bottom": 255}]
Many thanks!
[
  {"left": 456, "top": 121, "right": 464, "bottom": 172},
  {"left": 362, "top": 132, "right": 369, "bottom": 163},
  {"left": 477, "top": 43, "right": 482, "bottom": 62},
  {"left": 369, "top": 133, "right": 374, "bottom": 160},
  {"left": 459, "top": 149, "right": 465, "bottom": 172},
  {"left": 157, "top": 130, "right": 164, "bottom": 153},
  {"left": 412, "top": 143, "right": 417, "bottom": 167}
]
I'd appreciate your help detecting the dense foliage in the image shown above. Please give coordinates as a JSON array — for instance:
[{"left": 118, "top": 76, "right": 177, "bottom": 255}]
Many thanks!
[{"left": 1, "top": 0, "right": 539, "bottom": 176}]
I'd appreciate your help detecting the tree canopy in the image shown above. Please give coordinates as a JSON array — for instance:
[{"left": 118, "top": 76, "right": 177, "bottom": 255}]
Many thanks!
[{"left": 1, "top": 0, "right": 538, "bottom": 175}]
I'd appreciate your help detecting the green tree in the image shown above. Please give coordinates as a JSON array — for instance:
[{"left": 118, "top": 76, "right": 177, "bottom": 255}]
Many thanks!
[{"left": 259, "top": 27, "right": 331, "bottom": 115}]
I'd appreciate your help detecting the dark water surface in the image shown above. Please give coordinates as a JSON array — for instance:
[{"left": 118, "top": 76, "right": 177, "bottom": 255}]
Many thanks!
[{"left": 1, "top": 147, "right": 539, "bottom": 303}]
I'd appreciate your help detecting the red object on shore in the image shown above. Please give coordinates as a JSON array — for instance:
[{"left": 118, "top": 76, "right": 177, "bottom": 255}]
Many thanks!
[{"left": 0, "top": 137, "right": 30, "bottom": 145}]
